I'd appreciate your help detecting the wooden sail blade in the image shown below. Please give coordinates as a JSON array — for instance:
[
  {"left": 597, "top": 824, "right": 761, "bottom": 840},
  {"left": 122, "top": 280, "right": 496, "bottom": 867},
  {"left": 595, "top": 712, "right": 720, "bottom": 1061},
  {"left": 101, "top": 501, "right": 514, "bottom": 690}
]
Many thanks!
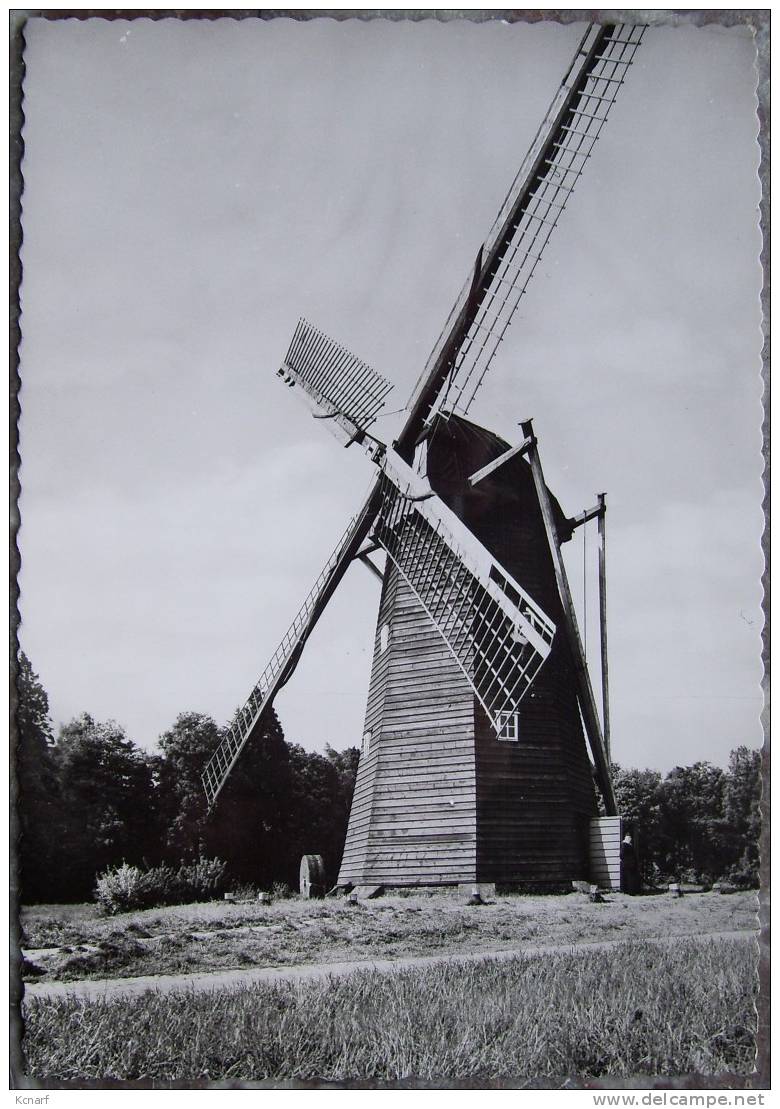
[
  {"left": 400, "top": 23, "right": 645, "bottom": 446},
  {"left": 374, "top": 449, "right": 556, "bottom": 727},
  {"left": 201, "top": 488, "right": 381, "bottom": 808},
  {"left": 446, "top": 23, "right": 646, "bottom": 415},
  {"left": 278, "top": 318, "right": 394, "bottom": 446}
]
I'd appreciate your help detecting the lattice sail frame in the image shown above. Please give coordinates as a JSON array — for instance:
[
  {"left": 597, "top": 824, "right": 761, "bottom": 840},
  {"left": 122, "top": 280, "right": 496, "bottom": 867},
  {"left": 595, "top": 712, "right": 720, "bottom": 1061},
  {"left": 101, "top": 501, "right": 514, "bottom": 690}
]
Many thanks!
[
  {"left": 427, "top": 23, "right": 646, "bottom": 418},
  {"left": 201, "top": 510, "right": 367, "bottom": 808},
  {"left": 279, "top": 318, "right": 394, "bottom": 446},
  {"left": 375, "top": 449, "right": 556, "bottom": 726}
]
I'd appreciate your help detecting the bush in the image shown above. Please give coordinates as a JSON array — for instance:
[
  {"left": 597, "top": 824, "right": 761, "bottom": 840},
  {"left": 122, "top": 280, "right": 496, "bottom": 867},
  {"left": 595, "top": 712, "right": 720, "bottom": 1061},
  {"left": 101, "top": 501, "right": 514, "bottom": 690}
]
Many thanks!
[
  {"left": 724, "top": 859, "right": 760, "bottom": 890},
  {"left": 94, "top": 863, "right": 153, "bottom": 915},
  {"left": 229, "top": 882, "right": 261, "bottom": 901},
  {"left": 142, "top": 863, "right": 182, "bottom": 904},
  {"left": 178, "top": 856, "right": 227, "bottom": 901},
  {"left": 94, "top": 857, "right": 228, "bottom": 914}
]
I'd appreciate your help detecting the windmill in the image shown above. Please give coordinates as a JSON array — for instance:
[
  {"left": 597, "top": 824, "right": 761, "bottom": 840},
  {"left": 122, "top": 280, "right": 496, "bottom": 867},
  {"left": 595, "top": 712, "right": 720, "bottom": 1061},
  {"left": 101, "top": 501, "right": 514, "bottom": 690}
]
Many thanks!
[{"left": 201, "top": 22, "right": 645, "bottom": 893}]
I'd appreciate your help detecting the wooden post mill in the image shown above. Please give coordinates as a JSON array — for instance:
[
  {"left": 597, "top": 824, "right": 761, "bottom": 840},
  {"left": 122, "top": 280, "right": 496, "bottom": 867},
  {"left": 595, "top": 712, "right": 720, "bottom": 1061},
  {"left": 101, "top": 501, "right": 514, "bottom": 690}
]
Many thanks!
[{"left": 200, "top": 22, "right": 646, "bottom": 895}]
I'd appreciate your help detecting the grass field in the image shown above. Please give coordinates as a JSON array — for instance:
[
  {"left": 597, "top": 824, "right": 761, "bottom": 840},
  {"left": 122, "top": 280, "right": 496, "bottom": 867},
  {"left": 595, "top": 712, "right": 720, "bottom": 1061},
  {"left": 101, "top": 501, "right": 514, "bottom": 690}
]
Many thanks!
[
  {"left": 20, "top": 890, "right": 758, "bottom": 984},
  {"left": 22, "top": 937, "right": 757, "bottom": 1083}
]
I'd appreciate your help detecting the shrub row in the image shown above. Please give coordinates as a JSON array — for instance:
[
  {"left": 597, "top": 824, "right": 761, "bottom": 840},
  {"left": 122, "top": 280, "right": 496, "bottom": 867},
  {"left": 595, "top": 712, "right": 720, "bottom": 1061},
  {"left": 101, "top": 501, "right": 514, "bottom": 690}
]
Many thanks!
[{"left": 94, "top": 857, "right": 227, "bottom": 915}]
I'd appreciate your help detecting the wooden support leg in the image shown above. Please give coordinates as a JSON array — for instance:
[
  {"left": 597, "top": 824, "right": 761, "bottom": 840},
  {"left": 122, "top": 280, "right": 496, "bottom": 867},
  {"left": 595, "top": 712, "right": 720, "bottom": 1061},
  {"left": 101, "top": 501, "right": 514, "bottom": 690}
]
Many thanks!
[
  {"left": 597, "top": 492, "right": 611, "bottom": 766},
  {"left": 520, "top": 419, "right": 617, "bottom": 816}
]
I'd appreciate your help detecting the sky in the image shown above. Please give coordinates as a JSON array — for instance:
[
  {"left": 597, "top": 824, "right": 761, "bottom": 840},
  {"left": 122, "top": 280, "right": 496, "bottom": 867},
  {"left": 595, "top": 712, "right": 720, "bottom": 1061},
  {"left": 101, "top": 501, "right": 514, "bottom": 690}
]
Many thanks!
[{"left": 17, "top": 15, "right": 763, "bottom": 772}]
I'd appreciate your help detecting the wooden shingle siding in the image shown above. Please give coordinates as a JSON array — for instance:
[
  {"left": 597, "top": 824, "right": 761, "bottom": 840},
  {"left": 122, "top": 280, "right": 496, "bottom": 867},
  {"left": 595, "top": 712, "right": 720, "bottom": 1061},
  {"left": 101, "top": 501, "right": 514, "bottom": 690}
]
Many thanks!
[
  {"left": 338, "top": 414, "right": 604, "bottom": 889},
  {"left": 431, "top": 417, "right": 598, "bottom": 888},
  {"left": 337, "top": 567, "right": 397, "bottom": 882},
  {"left": 338, "top": 566, "right": 478, "bottom": 887}
]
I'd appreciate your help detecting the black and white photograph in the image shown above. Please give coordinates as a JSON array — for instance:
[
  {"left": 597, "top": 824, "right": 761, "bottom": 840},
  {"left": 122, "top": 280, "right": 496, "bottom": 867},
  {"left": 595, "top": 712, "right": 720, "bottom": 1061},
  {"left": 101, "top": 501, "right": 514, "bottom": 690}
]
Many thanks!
[{"left": 11, "top": 8, "right": 767, "bottom": 1091}]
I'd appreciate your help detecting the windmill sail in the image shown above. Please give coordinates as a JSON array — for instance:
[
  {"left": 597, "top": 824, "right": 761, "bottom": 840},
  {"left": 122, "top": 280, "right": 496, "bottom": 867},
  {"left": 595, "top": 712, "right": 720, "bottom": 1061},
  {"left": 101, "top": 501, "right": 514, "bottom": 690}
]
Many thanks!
[
  {"left": 201, "top": 490, "right": 381, "bottom": 808},
  {"left": 374, "top": 449, "right": 556, "bottom": 726},
  {"left": 403, "top": 23, "right": 645, "bottom": 438},
  {"left": 279, "top": 318, "right": 394, "bottom": 446},
  {"left": 202, "top": 25, "right": 642, "bottom": 818}
]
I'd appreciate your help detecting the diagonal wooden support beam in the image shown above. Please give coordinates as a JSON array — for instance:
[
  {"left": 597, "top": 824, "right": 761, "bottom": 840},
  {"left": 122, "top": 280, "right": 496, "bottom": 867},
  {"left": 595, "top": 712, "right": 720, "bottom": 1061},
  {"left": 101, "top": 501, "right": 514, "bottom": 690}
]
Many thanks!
[
  {"left": 570, "top": 500, "right": 605, "bottom": 529},
  {"left": 570, "top": 494, "right": 612, "bottom": 762},
  {"left": 468, "top": 435, "right": 534, "bottom": 487},
  {"left": 356, "top": 551, "right": 384, "bottom": 583},
  {"left": 520, "top": 419, "right": 617, "bottom": 815}
]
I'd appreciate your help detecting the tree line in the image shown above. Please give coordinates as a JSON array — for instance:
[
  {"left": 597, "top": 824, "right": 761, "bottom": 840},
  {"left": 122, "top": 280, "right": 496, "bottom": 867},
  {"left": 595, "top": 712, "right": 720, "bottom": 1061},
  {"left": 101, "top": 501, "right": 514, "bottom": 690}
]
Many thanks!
[
  {"left": 15, "top": 653, "right": 358, "bottom": 903},
  {"left": 14, "top": 653, "right": 762, "bottom": 903},
  {"left": 612, "top": 752, "right": 761, "bottom": 889}
]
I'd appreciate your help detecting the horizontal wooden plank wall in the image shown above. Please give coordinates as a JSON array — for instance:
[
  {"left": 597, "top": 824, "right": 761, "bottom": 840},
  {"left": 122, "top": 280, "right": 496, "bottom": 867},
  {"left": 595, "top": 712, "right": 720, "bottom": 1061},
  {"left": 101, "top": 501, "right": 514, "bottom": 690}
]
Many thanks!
[
  {"left": 430, "top": 414, "right": 598, "bottom": 887},
  {"left": 471, "top": 631, "right": 596, "bottom": 884},
  {"left": 338, "top": 565, "right": 478, "bottom": 887},
  {"left": 338, "top": 566, "right": 396, "bottom": 885},
  {"left": 339, "top": 412, "right": 605, "bottom": 890},
  {"left": 589, "top": 816, "right": 623, "bottom": 890}
]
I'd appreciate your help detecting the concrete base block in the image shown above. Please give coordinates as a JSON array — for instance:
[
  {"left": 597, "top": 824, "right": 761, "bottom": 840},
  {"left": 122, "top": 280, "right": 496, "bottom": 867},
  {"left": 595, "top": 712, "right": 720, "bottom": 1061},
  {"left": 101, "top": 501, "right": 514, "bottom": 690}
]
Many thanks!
[
  {"left": 457, "top": 883, "right": 496, "bottom": 902},
  {"left": 353, "top": 884, "right": 384, "bottom": 900}
]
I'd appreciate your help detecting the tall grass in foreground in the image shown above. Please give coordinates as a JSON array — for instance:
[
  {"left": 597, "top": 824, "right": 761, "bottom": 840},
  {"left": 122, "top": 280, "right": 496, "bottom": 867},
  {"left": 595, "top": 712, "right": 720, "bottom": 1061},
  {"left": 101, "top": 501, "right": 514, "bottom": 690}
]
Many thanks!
[{"left": 23, "top": 939, "right": 756, "bottom": 1083}]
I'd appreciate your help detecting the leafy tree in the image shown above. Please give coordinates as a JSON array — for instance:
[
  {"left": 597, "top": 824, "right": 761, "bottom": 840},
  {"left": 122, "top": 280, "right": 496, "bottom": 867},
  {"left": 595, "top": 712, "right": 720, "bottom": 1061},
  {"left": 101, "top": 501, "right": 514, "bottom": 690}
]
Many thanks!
[
  {"left": 14, "top": 652, "right": 63, "bottom": 902},
  {"left": 156, "top": 712, "right": 220, "bottom": 861},
  {"left": 722, "top": 745, "right": 762, "bottom": 885},
  {"left": 611, "top": 750, "right": 761, "bottom": 887},
  {"left": 325, "top": 744, "right": 359, "bottom": 870},
  {"left": 284, "top": 744, "right": 340, "bottom": 884},
  {"left": 325, "top": 744, "right": 360, "bottom": 807},
  {"left": 282, "top": 744, "right": 360, "bottom": 887},
  {"left": 55, "top": 714, "right": 156, "bottom": 899},
  {"left": 612, "top": 765, "right": 661, "bottom": 831},
  {"left": 210, "top": 705, "right": 293, "bottom": 887},
  {"left": 655, "top": 762, "right": 728, "bottom": 883},
  {"left": 612, "top": 765, "right": 661, "bottom": 884},
  {"left": 157, "top": 707, "right": 293, "bottom": 888}
]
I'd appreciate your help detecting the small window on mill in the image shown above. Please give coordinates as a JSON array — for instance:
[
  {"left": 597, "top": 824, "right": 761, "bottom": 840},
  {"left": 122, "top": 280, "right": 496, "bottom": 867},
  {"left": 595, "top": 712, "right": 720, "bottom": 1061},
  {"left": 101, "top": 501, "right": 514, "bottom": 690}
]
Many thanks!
[
  {"left": 379, "top": 623, "right": 391, "bottom": 654},
  {"left": 495, "top": 711, "right": 520, "bottom": 742}
]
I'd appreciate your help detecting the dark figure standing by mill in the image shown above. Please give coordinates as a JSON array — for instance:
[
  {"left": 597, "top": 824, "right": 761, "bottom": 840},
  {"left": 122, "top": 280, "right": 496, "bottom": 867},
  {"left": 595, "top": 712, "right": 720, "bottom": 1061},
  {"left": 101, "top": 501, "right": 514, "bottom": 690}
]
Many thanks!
[{"left": 621, "top": 834, "right": 641, "bottom": 894}]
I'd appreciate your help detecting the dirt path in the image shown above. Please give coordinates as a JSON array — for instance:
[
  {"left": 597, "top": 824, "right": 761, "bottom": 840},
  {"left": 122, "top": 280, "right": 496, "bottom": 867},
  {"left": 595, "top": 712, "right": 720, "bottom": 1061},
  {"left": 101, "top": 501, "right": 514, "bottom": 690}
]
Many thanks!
[{"left": 23, "top": 928, "right": 756, "bottom": 1005}]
